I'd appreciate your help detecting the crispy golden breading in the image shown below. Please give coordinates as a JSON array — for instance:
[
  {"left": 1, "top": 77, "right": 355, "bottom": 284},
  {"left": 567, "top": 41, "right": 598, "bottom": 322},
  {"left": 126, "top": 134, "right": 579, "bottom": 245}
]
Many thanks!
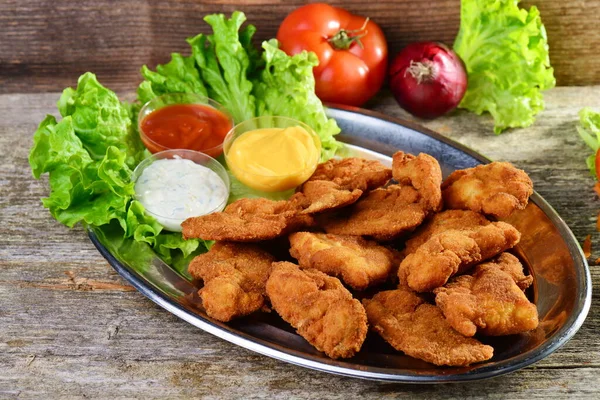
[
  {"left": 266, "top": 262, "right": 368, "bottom": 359},
  {"left": 492, "top": 252, "right": 534, "bottom": 291},
  {"left": 296, "top": 180, "right": 363, "bottom": 214},
  {"left": 181, "top": 197, "right": 314, "bottom": 242},
  {"left": 319, "top": 185, "right": 428, "bottom": 241},
  {"left": 442, "top": 162, "right": 533, "bottom": 219},
  {"left": 399, "top": 222, "right": 521, "bottom": 292},
  {"left": 305, "top": 157, "right": 392, "bottom": 192},
  {"left": 363, "top": 289, "right": 494, "bottom": 366},
  {"left": 318, "top": 151, "right": 443, "bottom": 240},
  {"left": 403, "top": 210, "right": 490, "bottom": 256},
  {"left": 434, "top": 253, "right": 538, "bottom": 336},
  {"left": 392, "top": 152, "right": 443, "bottom": 212},
  {"left": 289, "top": 232, "right": 400, "bottom": 290},
  {"left": 188, "top": 242, "right": 276, "bottom": 322}
]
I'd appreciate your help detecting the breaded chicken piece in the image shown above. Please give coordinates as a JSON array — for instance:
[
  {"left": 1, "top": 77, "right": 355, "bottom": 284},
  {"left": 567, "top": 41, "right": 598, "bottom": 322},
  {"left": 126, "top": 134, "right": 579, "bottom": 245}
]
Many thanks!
[
  {"left": 399, "top": 222, "right": 521, "bottom": 292},
  {"left": 434, "top": 253, "right": 538, "bottom": 336},
  {"left": 319, "top": 185, "right": 428, "bottom": 241},
  {"left": 182, "top": 197, "right": 314, "bottom": 242},
  {"left": 442, "top": 162, "right": 533, "bottom": 219},
  {"left": 319, "top": 152, "right": 443, "bottom": 241},
  {"left": 188, "top": 242, "right": 276, "bottom": 322},
  {"left": 492, "top": 252, "right": 534, "bottom": 291},
  {"left": 305, "top": 157, "right": 392, "bottom": 192},
  {"left": 266, "top": 262, "right": 368, "bottom": 359},
  {"left": 393, "top": 152, "right": 443, "bottom": 212},
  {"left": 296, "top": 180, "right": 363, "bottom": 214},
  {"left": 289, "top": 232, "right": 400, "bottom": 290},
  {"left": 363, "top": 289, "right": 493, "bottom": 366},
  {"left": 403, "top": 210, "right": 490, "bottom": 256}
]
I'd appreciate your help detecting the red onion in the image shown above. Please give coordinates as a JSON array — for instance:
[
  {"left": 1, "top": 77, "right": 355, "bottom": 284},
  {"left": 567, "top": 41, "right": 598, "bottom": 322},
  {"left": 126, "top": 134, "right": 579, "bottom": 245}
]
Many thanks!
[{"left": 389, "top": 42, "right": 467, "bottom": 119}]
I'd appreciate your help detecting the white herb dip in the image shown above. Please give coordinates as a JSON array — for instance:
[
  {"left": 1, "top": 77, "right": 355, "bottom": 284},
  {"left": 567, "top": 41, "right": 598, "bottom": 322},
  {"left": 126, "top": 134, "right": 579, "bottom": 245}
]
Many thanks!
[{"left": 134, "top": 157, "right": 228, "bottom": 232}]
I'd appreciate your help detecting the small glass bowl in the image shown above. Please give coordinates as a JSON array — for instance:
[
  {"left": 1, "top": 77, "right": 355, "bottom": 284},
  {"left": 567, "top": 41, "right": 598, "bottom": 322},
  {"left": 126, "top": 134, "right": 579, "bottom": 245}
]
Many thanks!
[
  {"left": 223, "top": 116, "right": 322, "bottom": 193},
  {"left": 138, "top": 93, "right": 234, "bottom": 158},
  {"left": 131, "top": 149, "right": 230, "bottom": 232}
]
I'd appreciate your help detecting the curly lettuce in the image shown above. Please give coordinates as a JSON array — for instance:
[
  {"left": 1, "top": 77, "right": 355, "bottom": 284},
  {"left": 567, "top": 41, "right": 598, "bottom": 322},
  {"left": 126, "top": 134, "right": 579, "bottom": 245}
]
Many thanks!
[
  {"left": 454, "top": 0, "right": 555, "bottom": 134},
  {"left": 30, "top": 74, "right": 206, "bottom": 272},
  {"left": 58, "top": 73, "right": 145, "bottom": 167},
  {"left": 137, "top": 53, "right": 208, "bottom": 106},
  {"left": 577, "top": 108, "right": 600, "bottom": 178}
]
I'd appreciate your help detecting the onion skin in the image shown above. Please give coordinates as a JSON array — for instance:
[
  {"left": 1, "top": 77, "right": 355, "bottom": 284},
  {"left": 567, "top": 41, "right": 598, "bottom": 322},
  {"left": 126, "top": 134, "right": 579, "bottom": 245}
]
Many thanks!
[{"left": 389, "top": 42, "right": 467, "bottom": 119}]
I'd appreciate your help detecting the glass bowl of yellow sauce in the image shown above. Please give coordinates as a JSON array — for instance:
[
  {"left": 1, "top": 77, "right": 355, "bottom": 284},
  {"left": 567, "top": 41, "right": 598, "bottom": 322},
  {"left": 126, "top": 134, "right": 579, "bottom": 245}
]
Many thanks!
[{"left": 223, "top": 116, "right": 322, "bottom": 192}]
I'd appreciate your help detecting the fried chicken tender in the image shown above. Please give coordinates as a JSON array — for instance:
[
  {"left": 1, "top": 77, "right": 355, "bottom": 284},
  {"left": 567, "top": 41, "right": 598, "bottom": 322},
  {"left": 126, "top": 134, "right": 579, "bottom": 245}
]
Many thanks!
[
  {"left": 188, "top": 242, "right": 276, "bottom": 322},
  {"left": 434, "top": 253, "right": 538, "bottom": 336},
  {"left": 181, "top": 197, "right": 313, "bottom": 242},
  {"left": 266, "top": 262, "right": 368, "bottom": 359},
  {"left": 319, "top": 185, "right": 428, "bottom": 241},
  {"left": 363, "top": 289, "right": 493, "bottom": 366},
  {"left": 320, "top": 152, "right": 443, "bottom": 241},
  {"left": 289, "top": 232, "right": 401, "bottom": 290},
  {"left": 399, "top": 222, "right": 521, "bottom": 292},
  {"left": 492, "top": 252, "right": 534, "bottom": 291},
  {"left": 296, "top": 180, "right": 363, "bottom": 214},
  {"left": 442, "top": 162, "right": 533, "bottom": 219},
  {"left": 392, "top": 151, "right": 443, "bottom": 212},
  {"left": 403, "top": 210, "right": 490, "bottom": 256},
  {"left": 305, "top": 157, "right": 392, "bottom": 192}
]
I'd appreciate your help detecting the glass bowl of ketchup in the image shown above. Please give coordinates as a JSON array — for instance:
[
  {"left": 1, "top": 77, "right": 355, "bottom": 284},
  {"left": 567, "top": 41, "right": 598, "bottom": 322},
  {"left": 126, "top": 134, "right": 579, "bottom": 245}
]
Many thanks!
[{"left": 138, "top": 93, "right": 233, "bottom": 158}]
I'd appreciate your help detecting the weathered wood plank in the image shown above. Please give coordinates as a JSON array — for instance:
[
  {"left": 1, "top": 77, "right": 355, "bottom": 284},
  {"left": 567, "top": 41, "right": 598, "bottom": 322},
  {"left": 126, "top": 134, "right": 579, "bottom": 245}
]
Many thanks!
[
  {"left": 1, "top": 88, "right": 599, "bottom": 397},
  {"left": 2, "top": 0, "right": 600, "bottom": 93}
]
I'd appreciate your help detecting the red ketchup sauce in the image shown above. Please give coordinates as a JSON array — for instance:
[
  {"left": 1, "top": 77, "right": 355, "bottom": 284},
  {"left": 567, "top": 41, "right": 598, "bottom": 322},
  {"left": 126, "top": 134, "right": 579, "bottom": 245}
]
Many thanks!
[{"left": 140, "top": 104, "right": 233, "bottom": 157}]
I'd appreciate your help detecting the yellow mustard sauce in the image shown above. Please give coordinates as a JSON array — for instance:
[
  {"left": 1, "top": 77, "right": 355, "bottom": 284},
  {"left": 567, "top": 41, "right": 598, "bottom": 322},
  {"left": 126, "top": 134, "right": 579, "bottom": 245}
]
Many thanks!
[{"left": 226, "top": 126, "right": 321, "bottom": 192}]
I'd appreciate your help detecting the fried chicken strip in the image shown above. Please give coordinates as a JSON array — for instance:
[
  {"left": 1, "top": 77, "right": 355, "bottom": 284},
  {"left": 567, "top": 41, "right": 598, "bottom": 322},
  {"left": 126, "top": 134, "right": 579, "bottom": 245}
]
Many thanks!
[
  {"left": 363, "top": 289, "right": 494, "bottom": 366},
  {"left": 305, "top": 157, "right": 392, "bottom": 192},
  {"left": 434, "top": 253, "right": 538, "bottom": 336},
  {"left": 296, "top": 180, "right": 363, "bottom": 214},
  {"left": 266, "top": 262, "right": 368, "bottom": 359},
  {"left": 320, "top": 152, "right": 443, "bottom": 241},
  {"left": 319, "top": 185, "right": 427, "bottom": 241},
  {"left": 403, "top": 210, "right": 490, "bottom": 256},
  {"left": 399, "top": 222, "right": 521, "bottom": 292},
  {"left": 442, "top": 162, "right": 533, "bottom": 219},
  {"left": 181, "top": 197, "right": 313, "bottom": 242},
  {"left": 188, "top": 242, "right": 275, "bottom": 322},
  {"left": 289, "top": 232, "right": 401, "bottom": 290},
  {"left": 392, "top": 151, "right": 443, "bottom": 212}
]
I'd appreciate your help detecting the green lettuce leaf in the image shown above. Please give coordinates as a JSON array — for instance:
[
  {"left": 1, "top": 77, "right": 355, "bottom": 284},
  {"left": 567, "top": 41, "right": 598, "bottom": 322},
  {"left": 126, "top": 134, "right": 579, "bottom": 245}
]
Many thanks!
[
  {"left": 93, "top": 221, "right": 158, "bottom": 274},
  {"left": 29, "top": 115, "right": 92, "bottom": 179},
  {"left": 253, "top": 40, "right": 342, "bottom": 160},
  {"left": 577, "top": 107, "right": 600, "bottom": 178},
  {"left": 454, "top": 0, "right": 555, "bottom": 134},
  {"left": 30, "top": 77, "right": 211, "bottom": 276},
  {"left": 138, "top": 53, "right": 208, "bottom": 105},
  {"left": 30, "top": 115, "right": 134, "bottom": 227},
  {"left": 58, "top": 72, "right": 145, "bottom": 167},
  {"left": 187, "top": 11, "right": 256, "bottom": 123}
]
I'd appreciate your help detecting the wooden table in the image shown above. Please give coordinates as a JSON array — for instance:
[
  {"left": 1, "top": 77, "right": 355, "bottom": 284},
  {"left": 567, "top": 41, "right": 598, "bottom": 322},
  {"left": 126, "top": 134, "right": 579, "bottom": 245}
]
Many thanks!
[{"left": 1, "top": 88, "right": 599, "bottom": 398}]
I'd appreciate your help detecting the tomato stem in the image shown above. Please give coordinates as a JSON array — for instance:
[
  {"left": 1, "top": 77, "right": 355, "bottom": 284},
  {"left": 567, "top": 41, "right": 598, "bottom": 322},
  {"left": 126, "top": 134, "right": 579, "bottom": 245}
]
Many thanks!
[
  {"left": 404, "top": 60, "right": 436, "bottom": 84},
  {"left": 328, "top": 17, "right": 370, "bottom": 50}
]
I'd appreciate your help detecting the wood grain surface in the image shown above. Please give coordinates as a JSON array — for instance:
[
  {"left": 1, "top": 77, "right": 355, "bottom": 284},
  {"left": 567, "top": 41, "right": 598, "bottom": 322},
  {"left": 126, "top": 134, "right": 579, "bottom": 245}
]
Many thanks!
[
  {"left": 2, "top": 0, "right": 600, "bottom": 93},
  {"left": 1, "top": 88, "right": 599, "bottom": 398}
]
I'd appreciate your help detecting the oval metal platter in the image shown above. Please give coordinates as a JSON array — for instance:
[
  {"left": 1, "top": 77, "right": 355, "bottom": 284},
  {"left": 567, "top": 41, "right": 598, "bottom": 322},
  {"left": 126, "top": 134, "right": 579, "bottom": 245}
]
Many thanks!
[{"left": 88, "top": 106, "right": 592, "bottom": 383}]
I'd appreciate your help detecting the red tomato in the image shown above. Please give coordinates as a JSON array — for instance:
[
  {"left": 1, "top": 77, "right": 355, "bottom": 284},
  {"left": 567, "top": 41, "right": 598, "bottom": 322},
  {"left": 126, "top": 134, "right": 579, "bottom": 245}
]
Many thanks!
[
  {"left": 595, "top": 148, "right": 600, "bottom": 180},
  {"left": 277, "top": 3, "right": 388, "bottom": 107}
]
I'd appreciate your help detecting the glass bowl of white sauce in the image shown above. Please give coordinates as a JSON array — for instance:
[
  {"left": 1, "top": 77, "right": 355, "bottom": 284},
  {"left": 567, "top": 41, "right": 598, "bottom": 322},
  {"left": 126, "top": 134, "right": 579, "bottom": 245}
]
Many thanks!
[{"left": 131, "top": 149, "right": 230, "bottom": 232}]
